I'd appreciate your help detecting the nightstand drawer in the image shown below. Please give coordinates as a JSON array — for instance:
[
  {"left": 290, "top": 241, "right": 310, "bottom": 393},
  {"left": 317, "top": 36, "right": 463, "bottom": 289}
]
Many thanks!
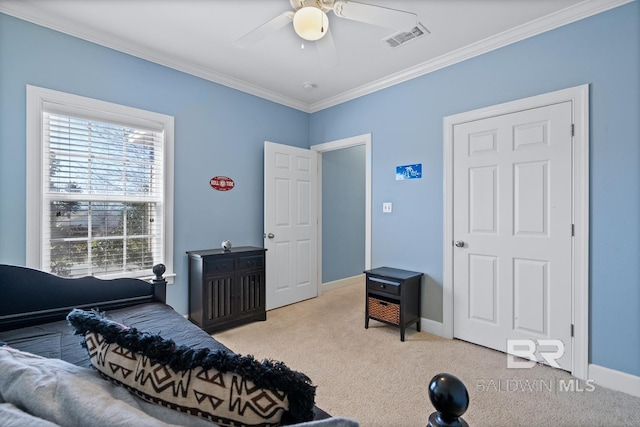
[
  {"left": 237, "top": 255, "right": 264, "bottom": 270},
  {"left": 367, "top": 276, "right": 400, "bottom": 296},
  {"left": 204, "top": 258, "right": 234, "bottom": 274}
]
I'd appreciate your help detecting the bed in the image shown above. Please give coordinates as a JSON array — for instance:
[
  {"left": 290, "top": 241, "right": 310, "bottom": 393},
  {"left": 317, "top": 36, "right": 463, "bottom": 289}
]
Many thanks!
[{"left": 0, "top": 263, "right": 356, "bottom": 427}]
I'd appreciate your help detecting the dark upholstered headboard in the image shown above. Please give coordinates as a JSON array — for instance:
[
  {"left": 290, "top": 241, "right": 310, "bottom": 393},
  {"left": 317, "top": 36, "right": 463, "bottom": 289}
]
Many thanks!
[{"left": 0, "top": 264, "right": 167, "bottom": 332}]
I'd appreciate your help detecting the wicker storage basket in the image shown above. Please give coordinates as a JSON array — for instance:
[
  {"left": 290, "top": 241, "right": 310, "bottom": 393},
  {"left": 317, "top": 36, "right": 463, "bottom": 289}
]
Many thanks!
[{"left": 368, "top": 296, "right": 400, "bottom": 325}]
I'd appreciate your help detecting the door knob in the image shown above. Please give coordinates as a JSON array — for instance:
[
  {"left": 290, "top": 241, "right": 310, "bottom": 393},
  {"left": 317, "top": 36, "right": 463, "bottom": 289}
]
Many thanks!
[
  {"left": 454, "top": 240, "right": 465, "bottom": 248},
  {"left": 266, "top": 233, "right": 275, "bottom": 239}
]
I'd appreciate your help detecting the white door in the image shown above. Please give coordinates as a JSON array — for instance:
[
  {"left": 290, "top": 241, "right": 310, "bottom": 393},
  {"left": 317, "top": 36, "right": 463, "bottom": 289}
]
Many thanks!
[
  {"left": 264, "top": 141, "right": 318, "bottom": 310},
  {"left": 453, "top": 102, "right": 573, "bottom": 371}
]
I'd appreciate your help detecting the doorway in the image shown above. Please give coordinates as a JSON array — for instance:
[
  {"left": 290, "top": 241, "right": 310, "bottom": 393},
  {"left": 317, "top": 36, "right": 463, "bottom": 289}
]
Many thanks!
[{"left": 312, "top": 133, "right": 372, "bottom": 291}]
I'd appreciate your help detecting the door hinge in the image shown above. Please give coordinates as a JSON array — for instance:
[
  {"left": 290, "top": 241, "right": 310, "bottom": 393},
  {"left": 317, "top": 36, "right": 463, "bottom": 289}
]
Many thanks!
[
  {"left": 571, "top": 324, "right": 574, "bottom": 337},
  {"left": 571, "top": 124, "right": 575, "bottom": 137},
  {"left": 571, "top": 224, "right": 575, "bottom": 237}
]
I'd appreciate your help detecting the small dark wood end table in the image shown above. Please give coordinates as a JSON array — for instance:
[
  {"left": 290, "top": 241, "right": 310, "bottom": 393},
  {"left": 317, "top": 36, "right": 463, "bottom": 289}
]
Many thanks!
[{"left": 364, "top": 267, "right": 423, "bottom": 341}]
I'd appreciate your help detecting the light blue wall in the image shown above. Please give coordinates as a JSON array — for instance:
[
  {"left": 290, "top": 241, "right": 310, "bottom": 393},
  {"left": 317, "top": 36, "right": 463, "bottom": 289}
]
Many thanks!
[
  {"left": 322, "top": 145, "right": 366, "bottom": 283},
  {"left": 310, "top": 2, "right": 640, "bottom": 377},
  {"left": 0, "top": 13, "right": 309, "bottom": 316}
]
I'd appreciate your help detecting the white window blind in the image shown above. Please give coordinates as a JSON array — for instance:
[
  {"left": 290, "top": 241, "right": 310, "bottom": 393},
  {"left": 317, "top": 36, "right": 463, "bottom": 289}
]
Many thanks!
[{"left": 27, "top": 86, "right": 174, "bottom": 280}]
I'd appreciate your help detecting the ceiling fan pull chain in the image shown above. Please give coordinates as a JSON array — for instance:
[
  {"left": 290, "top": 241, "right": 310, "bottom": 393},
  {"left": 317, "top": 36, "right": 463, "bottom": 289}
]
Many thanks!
[{"left": 316, "top": 0, "right": 325, "bottom": 34}]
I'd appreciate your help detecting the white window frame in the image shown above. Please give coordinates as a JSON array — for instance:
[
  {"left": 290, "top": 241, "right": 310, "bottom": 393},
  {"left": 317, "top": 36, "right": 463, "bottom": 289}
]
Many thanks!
[{"left": 26, "top": 85, "right": 174, "bottom": 281}]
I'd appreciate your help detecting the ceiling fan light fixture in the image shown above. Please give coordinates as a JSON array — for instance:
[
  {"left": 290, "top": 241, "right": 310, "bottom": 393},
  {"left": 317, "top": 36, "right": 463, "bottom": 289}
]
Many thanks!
[{"left": 293, "top": 6, "right": 329, "bottom": 41}]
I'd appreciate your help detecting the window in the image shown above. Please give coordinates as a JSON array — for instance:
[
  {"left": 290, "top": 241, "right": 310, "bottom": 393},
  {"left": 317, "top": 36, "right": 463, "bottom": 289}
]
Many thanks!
[{"left": 27, "top": 86, "right": 174, "bottom": 280}]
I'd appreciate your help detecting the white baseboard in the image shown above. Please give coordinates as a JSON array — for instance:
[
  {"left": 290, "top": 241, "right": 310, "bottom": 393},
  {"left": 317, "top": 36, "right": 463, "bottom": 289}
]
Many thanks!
[
  {"left": 588, "top": 363, "right": 640, "bottom": 397},
  {"left": 420, "top": 317, "right": 446, "bottom": 338},
  {"left": 321, "top": 274, "right": 364, "bottom": 293}
]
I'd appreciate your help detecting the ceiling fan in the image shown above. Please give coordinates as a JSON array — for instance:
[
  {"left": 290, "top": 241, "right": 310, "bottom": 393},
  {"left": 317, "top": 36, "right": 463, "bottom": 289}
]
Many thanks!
[{"left": 234, "top": 0, "right": 417, "bottom": 67}]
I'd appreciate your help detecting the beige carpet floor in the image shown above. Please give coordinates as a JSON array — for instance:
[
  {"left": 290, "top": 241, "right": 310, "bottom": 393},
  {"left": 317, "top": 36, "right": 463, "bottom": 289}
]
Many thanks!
[{"left": 214, "top": 282, "right": 640, "bottom": 427}]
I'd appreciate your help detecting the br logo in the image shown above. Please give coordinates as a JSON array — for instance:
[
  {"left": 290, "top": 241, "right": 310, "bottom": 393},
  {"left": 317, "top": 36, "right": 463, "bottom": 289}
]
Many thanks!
[{"left": 506, "top": 339, "right": 565, "bottom": 369}]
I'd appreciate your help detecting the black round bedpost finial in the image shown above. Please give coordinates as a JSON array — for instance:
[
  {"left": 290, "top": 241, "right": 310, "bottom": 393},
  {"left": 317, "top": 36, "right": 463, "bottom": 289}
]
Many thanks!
[
  {"left": 427, "top": 373, "right": 470, "bottom": 427},
  {"left": 152, "top": 263, "right": 166, "bottom": 280}
]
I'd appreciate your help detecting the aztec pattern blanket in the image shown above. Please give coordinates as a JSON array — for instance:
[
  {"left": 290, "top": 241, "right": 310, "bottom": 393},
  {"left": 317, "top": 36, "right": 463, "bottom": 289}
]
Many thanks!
[{"left": 0, "top": 346, "right": 358, "bottom": 427}]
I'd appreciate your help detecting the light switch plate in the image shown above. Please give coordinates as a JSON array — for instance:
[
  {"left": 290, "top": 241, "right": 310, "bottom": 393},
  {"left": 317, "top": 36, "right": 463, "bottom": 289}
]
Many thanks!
[{"left": 383, "top": 202, "right": 392, "bottom": 213}]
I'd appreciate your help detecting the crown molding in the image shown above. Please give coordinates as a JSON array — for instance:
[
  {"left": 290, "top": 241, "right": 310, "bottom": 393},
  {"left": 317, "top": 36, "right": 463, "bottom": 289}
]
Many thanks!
[
  {"left": 151, "top": 60, "right": 312, "bottom": 113},
  {"left": 1, "top": 0, "right": 632, "bottom": 114},
  {"left": 308, "top": 0, "right": 634, "bottom": 112}
]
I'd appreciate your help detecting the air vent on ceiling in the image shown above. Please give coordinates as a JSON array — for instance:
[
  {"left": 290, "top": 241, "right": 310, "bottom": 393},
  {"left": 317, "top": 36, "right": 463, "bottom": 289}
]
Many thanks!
[{"left": 383, "top": 23, "right": 430, "bottom": 48}]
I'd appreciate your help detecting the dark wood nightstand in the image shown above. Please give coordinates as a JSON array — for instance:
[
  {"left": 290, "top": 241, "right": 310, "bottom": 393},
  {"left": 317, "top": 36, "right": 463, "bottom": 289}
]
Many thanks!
[
  {"left": 187, "top": 247, "right": 266, "bottom": 333},
  {"left": 364, "top": 267, "right": 423, "bottom": 341}
]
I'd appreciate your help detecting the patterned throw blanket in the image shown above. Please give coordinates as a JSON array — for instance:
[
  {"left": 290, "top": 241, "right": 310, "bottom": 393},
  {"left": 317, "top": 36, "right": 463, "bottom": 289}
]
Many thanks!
[
  {"left": 0, "top": 345, "right": 221, "bottom": 426},
  {"left": 0, "top": 346, "right": 358, "bottom": 427}
]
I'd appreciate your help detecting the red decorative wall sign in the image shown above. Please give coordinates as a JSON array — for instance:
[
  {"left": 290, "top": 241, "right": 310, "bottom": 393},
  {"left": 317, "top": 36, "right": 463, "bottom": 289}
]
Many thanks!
[{"left": 210, "top": 176, "right": 235, "bottom": 191}]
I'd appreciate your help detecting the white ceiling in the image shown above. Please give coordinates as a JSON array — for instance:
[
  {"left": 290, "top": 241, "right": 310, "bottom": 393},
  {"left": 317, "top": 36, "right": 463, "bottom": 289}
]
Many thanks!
[{"left": 0, "top": 0, "right": 627, "bottom": 112}]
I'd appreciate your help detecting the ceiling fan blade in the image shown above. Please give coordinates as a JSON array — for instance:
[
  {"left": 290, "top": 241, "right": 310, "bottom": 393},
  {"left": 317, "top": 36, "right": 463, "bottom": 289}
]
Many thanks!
[
  {"left": 333, "top": 1, "right": 417, "bottom": 30},
  {"left": 234, "top": 11, "right": 294, "bottom": 49},
  {"left": 315, "top": 29, "right": 339, "bottom": 69}
]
